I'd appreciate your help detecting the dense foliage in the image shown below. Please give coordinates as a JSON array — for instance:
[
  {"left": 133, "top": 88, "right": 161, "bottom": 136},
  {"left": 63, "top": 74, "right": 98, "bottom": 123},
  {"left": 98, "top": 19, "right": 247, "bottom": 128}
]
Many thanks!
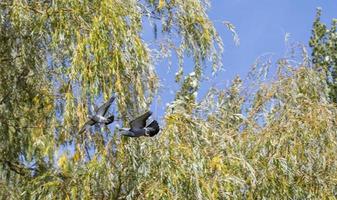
[
  {"left": 310, "top": 8, "right": 337, "bottom": 102},
  {"left": 1, "top": 1, "right": 336, "bottom": 199}
]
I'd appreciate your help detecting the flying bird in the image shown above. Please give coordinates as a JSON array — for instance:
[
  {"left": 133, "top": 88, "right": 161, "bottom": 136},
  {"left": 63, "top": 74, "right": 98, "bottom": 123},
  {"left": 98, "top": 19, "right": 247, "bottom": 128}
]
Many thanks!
[
  {"left": 79, "top": 95, "right": 116, "bottom": 134},
  {"left": 119, "top": 111, "right": 160, "bottom": 137}
]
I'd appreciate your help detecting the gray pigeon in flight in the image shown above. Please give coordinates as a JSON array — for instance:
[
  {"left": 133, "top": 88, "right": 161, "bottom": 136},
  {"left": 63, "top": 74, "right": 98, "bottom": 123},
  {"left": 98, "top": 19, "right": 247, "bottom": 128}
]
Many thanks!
[
  {"left": 119, "top": 111, "right": 160, "bottom": 137},
  {"left": 79, "top": 95, "right": 116, "bottom": 134}
]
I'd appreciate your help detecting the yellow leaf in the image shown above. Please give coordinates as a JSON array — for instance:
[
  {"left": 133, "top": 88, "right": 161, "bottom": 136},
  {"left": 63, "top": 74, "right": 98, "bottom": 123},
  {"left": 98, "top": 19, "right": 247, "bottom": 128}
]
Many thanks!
[
  {"left": 210, "top": 155, "right": 222, "bottom": 171},
  {"left": 33, "top": 95, "right": 40, "bottom": 104},
  {"left": 58, "top": 154, "right": 68, "bottom": 170},
  {"left": 158, "top": 0, "right": 165, "bottom": 10},
  {"left": 73, "top": 150, "right": 81, "bottom": 162}
]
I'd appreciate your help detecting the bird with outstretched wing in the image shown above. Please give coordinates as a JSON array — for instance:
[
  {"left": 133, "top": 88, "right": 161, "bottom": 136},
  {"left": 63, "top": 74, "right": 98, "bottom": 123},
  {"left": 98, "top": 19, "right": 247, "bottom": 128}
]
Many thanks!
[
  {"left": 119, "top": 111, "right": 160, "bottom": 137},
  {"left": 79, "top": 95, "right": 116, "bottom": 134}
]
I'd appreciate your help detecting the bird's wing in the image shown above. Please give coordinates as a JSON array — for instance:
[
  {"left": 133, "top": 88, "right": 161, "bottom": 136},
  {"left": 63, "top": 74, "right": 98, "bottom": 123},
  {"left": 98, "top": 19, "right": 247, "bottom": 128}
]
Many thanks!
[
  {"left": 96, "top": 95, "right": 116, "bottom": 116},
  {"left": 146, "top": 120, "right": 160, "bottom": 137},
  {"left": 78, "top": 119, "right": 96, "bottom": 134},
  {"left": 129, "top": 111, "right": 152, "bottom": 129}
]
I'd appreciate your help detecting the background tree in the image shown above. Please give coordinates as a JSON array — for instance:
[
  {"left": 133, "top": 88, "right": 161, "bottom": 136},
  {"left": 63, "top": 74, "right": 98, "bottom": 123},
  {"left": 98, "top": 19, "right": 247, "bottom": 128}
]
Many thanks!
[{"left": 310, "top": 8, "right": 337, "bottom": 103}]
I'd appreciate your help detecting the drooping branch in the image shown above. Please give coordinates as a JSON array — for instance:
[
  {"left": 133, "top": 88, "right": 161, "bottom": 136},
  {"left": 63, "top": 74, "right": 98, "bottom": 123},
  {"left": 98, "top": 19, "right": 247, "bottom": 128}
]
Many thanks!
[{"left": 0, "top": 159, "right": 35, "bottom": 177}]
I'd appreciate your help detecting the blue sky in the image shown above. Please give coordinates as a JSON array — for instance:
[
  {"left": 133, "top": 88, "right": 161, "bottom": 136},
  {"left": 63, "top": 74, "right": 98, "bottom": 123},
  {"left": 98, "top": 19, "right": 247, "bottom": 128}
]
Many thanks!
[
  {"left": 210, "top": 0, "right": 337, "bottom": 80},
  {"left": 146, "top": 1, "right": 337, "bottom": 119}
]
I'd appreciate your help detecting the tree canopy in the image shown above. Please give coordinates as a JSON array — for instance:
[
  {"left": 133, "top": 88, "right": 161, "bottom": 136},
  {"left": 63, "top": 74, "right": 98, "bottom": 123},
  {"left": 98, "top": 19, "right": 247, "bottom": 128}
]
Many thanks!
[
  {"left": 1, "top": 1, "right": 337, "bottom": 199},
  {"left": 310, "top": 8, "right": 337, "bottom": 103}
]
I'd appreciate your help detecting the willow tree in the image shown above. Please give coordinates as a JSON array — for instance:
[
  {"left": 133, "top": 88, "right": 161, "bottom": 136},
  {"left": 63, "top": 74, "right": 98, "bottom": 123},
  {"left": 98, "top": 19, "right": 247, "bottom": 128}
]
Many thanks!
[{"left": 0, "top": 0, "right": 223, "bottom": 199}]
